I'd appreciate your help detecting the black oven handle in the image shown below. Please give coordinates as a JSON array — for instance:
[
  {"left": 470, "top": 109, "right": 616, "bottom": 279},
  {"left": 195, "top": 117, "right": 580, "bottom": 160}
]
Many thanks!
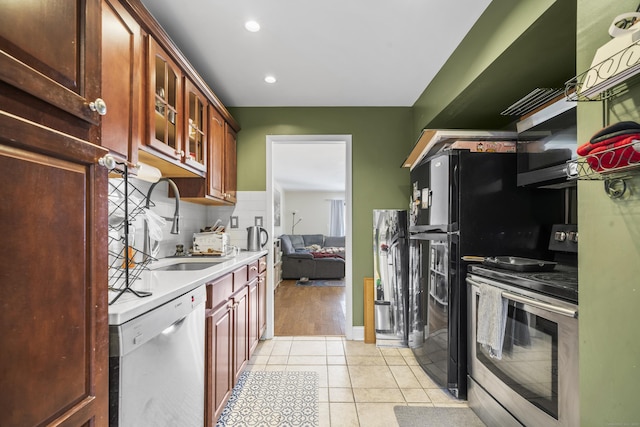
[{"left": 467, "top": 277, "right": 578, "bottom": 319}]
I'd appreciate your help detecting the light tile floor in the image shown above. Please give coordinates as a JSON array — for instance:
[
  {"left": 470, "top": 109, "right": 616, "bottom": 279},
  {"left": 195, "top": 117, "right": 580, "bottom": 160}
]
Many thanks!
[{"left": 247, "top": 336, "right": 469, "bottom": 427}]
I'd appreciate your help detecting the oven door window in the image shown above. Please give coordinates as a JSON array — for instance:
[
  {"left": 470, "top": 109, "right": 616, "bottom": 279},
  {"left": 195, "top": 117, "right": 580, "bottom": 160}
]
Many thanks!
[{"left": 476, "top": 299, "right": 559, "bottom": 419}]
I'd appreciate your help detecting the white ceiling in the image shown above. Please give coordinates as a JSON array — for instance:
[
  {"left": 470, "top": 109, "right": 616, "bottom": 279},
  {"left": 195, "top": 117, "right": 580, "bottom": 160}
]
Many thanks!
[
  {"left": 139, "top": 1, "right": 492, "bottom": 190},
  {"left": 139, "top": 0, "right": 492, "bottom": 107}
]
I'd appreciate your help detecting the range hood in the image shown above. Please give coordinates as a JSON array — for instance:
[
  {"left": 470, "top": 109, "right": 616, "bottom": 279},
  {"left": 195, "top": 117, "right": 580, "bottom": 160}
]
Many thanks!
[{"left": 513, "top": 94, "right": 578, "bottom": 188}]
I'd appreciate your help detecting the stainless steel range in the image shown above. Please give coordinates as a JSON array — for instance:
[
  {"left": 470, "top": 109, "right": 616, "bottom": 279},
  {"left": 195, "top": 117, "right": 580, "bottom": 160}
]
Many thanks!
[{"left": 465, "top": 224, "right": 578, "bottom": 427}]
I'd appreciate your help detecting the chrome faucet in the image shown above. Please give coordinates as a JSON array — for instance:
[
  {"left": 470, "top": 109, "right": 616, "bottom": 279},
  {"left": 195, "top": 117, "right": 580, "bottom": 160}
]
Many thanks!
[{"left": 143, "top": 178, "right": 180, "bottom": 259}]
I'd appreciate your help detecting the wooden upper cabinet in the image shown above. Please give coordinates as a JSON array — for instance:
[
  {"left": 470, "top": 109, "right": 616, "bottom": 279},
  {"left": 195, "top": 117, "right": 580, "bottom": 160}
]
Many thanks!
[
  {"left": 141, "top": 36, "right": 211, "bottom": 178},
  {"left": 208, "top": 107, "right": 226, "bottom": 200},
  {"left": 224, "top": 123, "right": 238, "bottom": 204},
  {"left": 101, "top": 0, "right": 144, "bottom": 167},
  {"left": 172, "top": 106, "right": 237, "bottom": 205},
  {"left": 0, "top": 1, "right": 109, "bottom": 419},
  {"left": 0, "top": 0, "right": 101, "bottom": 127},
  {"left": 184, "top": 78, "right": 208, "bottom": 173},
  {"left": 146, "top": 36, "right": 183, "bottom": 162}
]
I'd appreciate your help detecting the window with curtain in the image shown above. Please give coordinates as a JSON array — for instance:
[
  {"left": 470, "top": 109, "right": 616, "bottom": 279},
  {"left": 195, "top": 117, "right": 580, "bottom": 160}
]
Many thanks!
[{"left": 329, "top": 199, "right": 345, "bottom": 236}]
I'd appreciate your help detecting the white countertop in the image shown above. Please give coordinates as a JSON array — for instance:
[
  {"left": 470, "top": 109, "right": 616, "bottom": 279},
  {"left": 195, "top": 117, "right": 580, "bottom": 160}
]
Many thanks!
[{"left": 108, "top": 250, "right": 267, "bottom": 326}]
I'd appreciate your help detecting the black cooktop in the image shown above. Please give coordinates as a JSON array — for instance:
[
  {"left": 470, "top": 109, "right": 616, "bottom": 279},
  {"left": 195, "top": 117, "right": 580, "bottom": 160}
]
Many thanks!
[{"left": 468, "top": 263, "right": 578, "bottom": 304}]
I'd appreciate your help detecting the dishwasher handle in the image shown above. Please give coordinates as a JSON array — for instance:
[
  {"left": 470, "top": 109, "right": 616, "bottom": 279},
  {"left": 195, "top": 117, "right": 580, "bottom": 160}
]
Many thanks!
[
  {"left": 161, "top": 316, "right": 187, "bottom": 336},
  {"left": 467, "top": 277, "right": 578, "bottom": 319}
]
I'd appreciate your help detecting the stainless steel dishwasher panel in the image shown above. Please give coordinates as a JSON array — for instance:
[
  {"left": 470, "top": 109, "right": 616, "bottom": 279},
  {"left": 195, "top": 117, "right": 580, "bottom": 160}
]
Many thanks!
[{"left": 109, "top": 286, "right": 206, "bottom": 427}]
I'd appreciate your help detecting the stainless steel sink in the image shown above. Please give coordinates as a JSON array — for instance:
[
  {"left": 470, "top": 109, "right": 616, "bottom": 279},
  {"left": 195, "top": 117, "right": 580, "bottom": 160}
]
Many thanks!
[{"left": 153, "top": 262, "right": 223, "bottom": 271}]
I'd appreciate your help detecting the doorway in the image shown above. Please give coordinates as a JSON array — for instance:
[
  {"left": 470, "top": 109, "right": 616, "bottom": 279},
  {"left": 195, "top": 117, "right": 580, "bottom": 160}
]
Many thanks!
[{"left": 265, "top": 135, "right": 353, "bottom": 339}]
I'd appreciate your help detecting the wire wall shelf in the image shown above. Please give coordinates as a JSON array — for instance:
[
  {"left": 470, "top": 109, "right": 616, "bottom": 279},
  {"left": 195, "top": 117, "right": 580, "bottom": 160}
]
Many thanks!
[
  {"left": 565, "top": 39, "right": 640, "bottom": 102},
  {"left": 567, "top": 140, "right": 640, "bottom": 198},
  {"left": 107, "top": 165, "right": 155, "bottom": 305}
]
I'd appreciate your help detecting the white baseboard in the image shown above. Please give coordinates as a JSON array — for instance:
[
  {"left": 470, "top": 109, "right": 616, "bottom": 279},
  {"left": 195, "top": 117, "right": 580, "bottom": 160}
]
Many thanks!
[{"left": 350, "top": 326, "right": 364, "bottom": 341}]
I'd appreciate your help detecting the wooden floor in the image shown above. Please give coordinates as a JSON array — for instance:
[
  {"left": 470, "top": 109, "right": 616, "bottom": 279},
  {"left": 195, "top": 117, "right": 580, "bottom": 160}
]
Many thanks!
[{"left": 274, "top": 279, "right": 346, "bottom": 336}]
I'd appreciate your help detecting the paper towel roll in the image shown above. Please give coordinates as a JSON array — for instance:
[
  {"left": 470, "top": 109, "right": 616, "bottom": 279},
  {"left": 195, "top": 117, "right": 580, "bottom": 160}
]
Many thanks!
[{"left": 135, "top": 162, "right": 162, "bottom": 183}]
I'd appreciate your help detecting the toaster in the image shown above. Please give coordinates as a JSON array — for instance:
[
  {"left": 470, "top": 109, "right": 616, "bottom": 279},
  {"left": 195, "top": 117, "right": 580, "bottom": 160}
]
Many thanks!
[{"left": 193, "top": 232, "right": 229, "bottom": 254}]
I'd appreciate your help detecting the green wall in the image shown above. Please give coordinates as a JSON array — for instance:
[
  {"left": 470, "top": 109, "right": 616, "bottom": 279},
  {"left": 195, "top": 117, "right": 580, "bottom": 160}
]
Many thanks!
[
  {"left": 226, "top": 0, "right": 640, "bottom": 423},
  {"left": 411, "top": 0, "right": 557, "bottom": 136},
  {"left": 228, "top": 107, "right": 413, "bottom": 325},
  {"left": 228, "top": 1, "right": 573, "bottom": 330},
  {"left": 577, "top": 1, "right": 640, "bottom": 424}
]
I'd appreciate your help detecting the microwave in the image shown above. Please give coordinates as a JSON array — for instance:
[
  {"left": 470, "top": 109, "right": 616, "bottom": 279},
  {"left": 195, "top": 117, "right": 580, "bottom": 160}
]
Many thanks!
[{"left": 516, "top": 97, "right": 577, "bottom": 188}]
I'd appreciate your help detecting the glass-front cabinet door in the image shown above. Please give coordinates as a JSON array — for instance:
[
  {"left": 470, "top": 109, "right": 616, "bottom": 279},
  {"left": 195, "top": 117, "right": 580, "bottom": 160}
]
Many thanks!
[
  {"left": 184, "top": 79, "right": 207, "bottom": 173},
  {"left": 207, "top": 107, "right": 225, "bottom": 200},
  {"left": 148, "top": 37, "right": 182, "bottom": 161},
  {"left": 224, "top": 124, "right": 237, "bottom": 203}
]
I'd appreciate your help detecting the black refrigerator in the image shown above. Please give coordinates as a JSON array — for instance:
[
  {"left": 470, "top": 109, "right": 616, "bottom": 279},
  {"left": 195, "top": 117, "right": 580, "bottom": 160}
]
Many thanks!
[{"left": 408, "top": 149, "right": 564, "bottom": 399}]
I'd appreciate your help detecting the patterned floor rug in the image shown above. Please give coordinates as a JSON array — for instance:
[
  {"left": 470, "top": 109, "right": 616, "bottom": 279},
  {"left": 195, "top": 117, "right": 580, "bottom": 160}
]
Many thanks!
[
  {"left": 295, "top": 279, "right": 345, "bottom": 287},
  {"left": 216, "top": 371, "right": 319, "bottom": 426}
]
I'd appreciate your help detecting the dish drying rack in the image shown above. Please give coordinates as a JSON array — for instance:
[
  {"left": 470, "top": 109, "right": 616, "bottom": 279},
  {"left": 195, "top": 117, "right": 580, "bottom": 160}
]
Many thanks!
[{"left": 107, "top": 161, "right": 156, "bottom": 304}]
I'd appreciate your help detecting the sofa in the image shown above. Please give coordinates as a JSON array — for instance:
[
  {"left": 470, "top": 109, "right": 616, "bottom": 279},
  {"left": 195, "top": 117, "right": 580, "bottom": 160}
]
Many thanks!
[{"left": 279, "top": 234, "right": 345, "bottom": 280}]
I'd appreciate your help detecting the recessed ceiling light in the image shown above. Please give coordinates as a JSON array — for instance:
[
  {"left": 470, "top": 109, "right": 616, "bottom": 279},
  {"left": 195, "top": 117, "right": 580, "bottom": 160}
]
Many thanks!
[
  {"left": 264, "top": 75, "right": 277, "bottom": 84},
  {"left": 245, "top": 20, "right": 260, "bottom": 32}
]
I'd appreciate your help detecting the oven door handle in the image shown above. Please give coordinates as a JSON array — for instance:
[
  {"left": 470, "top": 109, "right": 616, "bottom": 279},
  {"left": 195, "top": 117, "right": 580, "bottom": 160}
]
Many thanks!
[
  {"left": 467, "top": 277, "right": 578, "bottom": 319},
  {"left": 502, "top": 291, "right": 578, "bottom": 319}
]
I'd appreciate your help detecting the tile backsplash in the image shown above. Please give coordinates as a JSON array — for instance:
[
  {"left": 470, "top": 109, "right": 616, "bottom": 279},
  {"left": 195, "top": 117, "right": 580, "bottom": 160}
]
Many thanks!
[
  {"left": 208, "top": 191, "right": 268, "bottom": 250},
  {"left": 110, "top": 177, "right": 268, "bottom": 261}
]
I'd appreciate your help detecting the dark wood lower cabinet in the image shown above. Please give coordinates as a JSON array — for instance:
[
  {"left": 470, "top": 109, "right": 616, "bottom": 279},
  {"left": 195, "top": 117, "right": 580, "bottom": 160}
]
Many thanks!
[
  {"left": 0, "top": 112, "right": 108, "bottom": 427},
  {"left": 233, "top": 285, "right": 249, "bottom": 384},
  {"left": 205, "top": 259, "right": 267, "bottom": 426},
  {"left": 248, "top": 278, "right": 260, "bottom": 356},
  {"left": 258, "top": 270, "right": 267, "bottom": 338},
  {"left": 206, "top": 300, "right": 234, "bottom": 424}
]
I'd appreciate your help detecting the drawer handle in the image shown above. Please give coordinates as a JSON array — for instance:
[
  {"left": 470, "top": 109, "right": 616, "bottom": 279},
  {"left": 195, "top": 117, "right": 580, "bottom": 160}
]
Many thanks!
[{"left": 250, "top": 266, "right": 258, "bottom": 271}]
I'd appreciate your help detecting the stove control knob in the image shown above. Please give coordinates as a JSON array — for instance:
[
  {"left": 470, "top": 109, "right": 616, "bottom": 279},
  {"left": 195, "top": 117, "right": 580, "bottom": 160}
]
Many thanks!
[
  {"left": 568, "top": 231, "right": 578, "bottom": 243},
  {"left": 554, "top": 231, "right": 567, "bottom": 242}
]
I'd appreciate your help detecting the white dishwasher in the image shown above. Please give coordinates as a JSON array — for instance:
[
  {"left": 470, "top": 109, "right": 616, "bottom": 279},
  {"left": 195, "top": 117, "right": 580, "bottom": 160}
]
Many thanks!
[{"left": 109, "top": 285, "right": 206, "bottom": 427}]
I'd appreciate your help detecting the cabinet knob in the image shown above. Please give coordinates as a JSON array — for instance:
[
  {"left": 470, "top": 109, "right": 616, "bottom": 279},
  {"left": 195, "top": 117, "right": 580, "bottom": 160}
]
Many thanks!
[
  {"left": 89, "top": 98, "right": 107, "bottom": 116},
  {"left": 98, "top": 154, "right": 116, "bottom": 170}
]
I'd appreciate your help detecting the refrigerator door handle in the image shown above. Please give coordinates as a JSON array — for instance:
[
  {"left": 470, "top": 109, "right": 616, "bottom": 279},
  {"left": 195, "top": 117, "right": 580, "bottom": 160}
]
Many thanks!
[
  {"left": 409, "top": 224, "right": 449, "bottom": 234},
  {"left": 410, "top": 232, "right": 448, "bottom": 241}
]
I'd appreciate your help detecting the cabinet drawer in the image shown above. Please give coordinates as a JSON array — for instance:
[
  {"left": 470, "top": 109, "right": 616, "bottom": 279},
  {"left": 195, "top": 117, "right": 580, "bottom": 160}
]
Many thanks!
[
  {"left": 232, "top": 265, "right": 248, "bottom": 292},
  {"left": 248, "top": 260, "right": 260, "bottom": 281},
  {"left": 207, "top": 274, "right": 233, "bottom": 309},
  {"left": 258, "top": 256, "right": 267, "bottom": 273}
]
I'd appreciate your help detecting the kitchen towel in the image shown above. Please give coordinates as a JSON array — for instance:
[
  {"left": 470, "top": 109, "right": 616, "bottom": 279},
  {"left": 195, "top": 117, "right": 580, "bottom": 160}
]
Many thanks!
[{"left": 476, "top": 283, "right": 508, "bottom": 359}]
